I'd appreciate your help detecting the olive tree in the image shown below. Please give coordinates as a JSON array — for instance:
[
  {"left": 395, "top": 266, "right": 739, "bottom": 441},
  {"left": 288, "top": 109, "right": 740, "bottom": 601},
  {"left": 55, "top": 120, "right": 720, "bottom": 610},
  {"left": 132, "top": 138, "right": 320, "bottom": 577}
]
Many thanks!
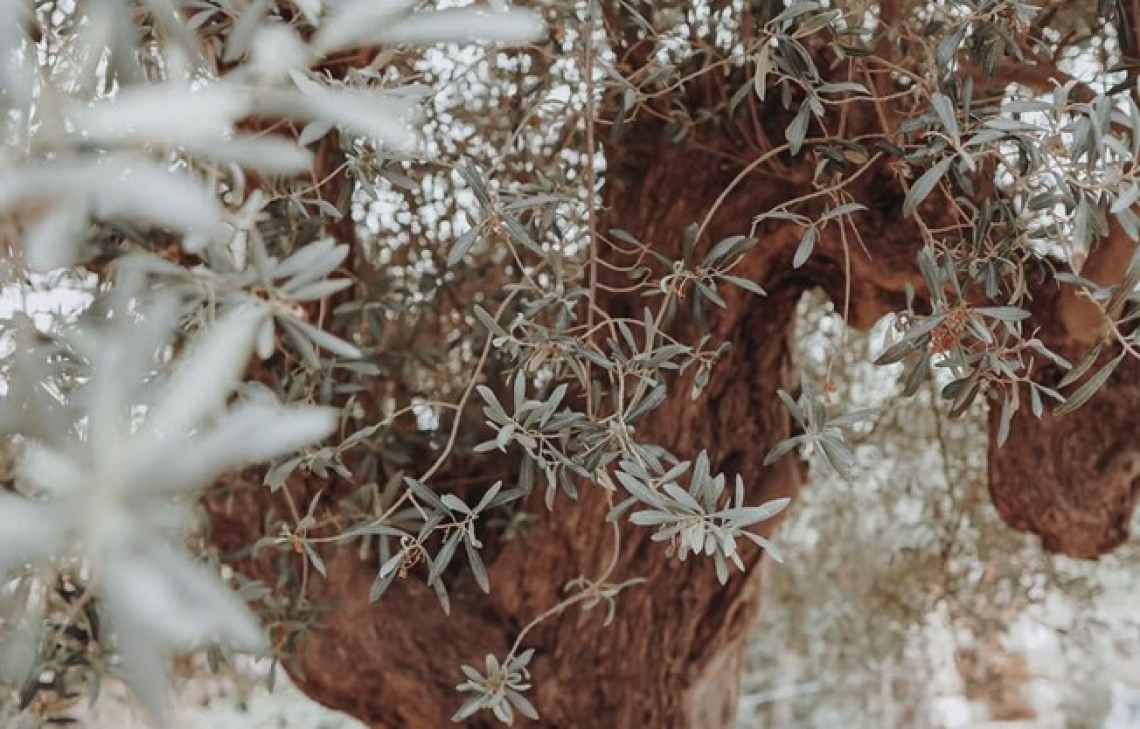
[{"left": 1, "top": 1, "right": 1140, "bottom": 728}]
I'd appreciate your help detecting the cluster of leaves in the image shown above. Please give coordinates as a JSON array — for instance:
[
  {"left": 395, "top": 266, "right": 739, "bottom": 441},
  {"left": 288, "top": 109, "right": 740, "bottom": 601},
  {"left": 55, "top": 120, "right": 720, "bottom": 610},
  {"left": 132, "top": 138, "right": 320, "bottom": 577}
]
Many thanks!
[
  {"left": 0, "top": 290, "right": 335, "bottom": 718},
  {"left": 453, "top": 650, "right": 538, "bottom": 725},
  {"left": 617, "top": 456, "right": 787, "bottom": 584}
]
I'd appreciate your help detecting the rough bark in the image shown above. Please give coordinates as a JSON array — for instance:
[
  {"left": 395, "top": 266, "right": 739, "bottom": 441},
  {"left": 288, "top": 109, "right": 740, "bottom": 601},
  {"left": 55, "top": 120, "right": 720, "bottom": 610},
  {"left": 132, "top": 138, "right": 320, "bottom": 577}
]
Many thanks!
[
  {"left": 203, "top": 5, "right": 1140, "bottom": 729},
  {"left": 210, "top": 142, "right": 813, "bottom": 729},
  {"left": 208, "top": 134, "right": 937, "bottom": 728},
  {"left": 988, "top": 222, "right": 1140, "bottom": 558},
  {"left": 211, "top": 149, "right": 1140, "bottom": 729}
]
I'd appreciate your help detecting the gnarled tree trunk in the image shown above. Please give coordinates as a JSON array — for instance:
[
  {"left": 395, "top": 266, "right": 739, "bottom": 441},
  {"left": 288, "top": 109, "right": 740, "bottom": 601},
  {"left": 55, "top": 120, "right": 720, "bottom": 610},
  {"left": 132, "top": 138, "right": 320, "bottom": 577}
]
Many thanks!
[
  {"left": 206, "top": 3, "right": 1140, "bottom": 727},
  {"left": 208, "top": 136, "right": 950, "bottom": 729},
  {"left": 211, "top": 137, "right": 814, "bottom": 729}
]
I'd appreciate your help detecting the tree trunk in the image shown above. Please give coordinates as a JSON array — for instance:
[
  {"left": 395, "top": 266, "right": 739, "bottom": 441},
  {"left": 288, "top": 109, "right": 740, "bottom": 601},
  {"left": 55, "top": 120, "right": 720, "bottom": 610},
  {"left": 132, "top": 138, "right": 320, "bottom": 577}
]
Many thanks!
[
  {"left": 206, "top": 14, "right": 1140, "bottom": 729},
  {"left": 206, "top": 119, "right": 942, "bottom": 726},
  {"left": 209, "top": 138, "right": 814, "bottom": 728},
  {"left": 209, "top": 143, "right": 1140, "bottom": 729}
]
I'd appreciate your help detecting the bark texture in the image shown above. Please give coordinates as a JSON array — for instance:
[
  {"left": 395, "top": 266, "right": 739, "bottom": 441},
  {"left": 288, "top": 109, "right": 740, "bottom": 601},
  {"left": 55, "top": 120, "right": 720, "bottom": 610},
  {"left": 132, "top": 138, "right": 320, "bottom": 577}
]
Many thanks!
[
  {"left": 211, "top": 141, "right": 818, "bottom": 729},
  {"left": 208, "top": 137, "right": 941, "bottom": 728},
  {"left": 988, "top": 223, "right": 1140, "bottom": 558},
  {"left": 210, "top": 148, "right": 1140, "bottom": 729},
  {"left": 204, "top": 4, "right": 1140, "bottom": 728}
]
